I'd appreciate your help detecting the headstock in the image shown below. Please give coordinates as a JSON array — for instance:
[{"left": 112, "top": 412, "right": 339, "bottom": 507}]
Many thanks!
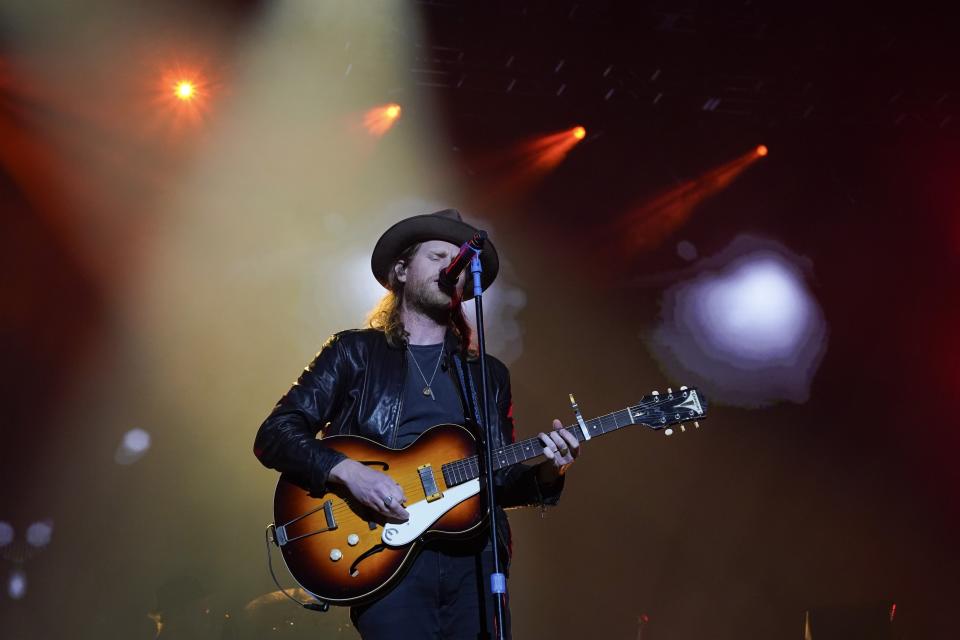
[{"left": 631, "top": 386, "right": 708, "bottom": 436}]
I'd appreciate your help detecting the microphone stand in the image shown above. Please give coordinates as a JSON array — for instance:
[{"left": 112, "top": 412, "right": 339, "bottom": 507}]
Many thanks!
[{"left": 465, "top": 237, "right": 508, "bottom": 640}]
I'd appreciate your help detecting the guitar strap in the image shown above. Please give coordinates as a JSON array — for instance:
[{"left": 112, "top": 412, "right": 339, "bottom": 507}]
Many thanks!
[{"left": 451, "top": 350, "right": 485, "bottom": 437}]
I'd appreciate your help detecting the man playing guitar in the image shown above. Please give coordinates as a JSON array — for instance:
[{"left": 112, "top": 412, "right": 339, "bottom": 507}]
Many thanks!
[{"left": 254, "top": 209, "right": 581, "bottom": 639}]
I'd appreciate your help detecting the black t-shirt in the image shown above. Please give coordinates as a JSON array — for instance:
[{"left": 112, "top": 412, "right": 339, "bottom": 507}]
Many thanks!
[{"left": 395, "top": 343, "right": 465, "bottom": 448}]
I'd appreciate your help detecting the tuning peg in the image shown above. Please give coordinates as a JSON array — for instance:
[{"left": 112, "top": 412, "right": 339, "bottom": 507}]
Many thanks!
[
  {"left": 664, "top": 428, "right": 674, "bottom": 436},
  {"left": 667, "top": 387, "right": 673, "bottom": 394},
  {"left": 694, "top": 421, "right": 700, "bottom": 429},
  {"left": 680, "top": 424, "right": 686, "bottom": 433},
  {"left": 651, "top": 390, "right": 660, "bottom": 397},
  {"left": 680, "top": 385, "right": 688, "bottom": 391}
]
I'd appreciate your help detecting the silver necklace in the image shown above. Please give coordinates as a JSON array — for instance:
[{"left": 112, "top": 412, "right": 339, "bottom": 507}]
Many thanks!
[{"left": 407, "top": 344, "right": 443, "bottom": 400}]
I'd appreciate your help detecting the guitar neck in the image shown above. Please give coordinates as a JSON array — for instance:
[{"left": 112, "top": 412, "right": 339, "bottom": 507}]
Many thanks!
[{"left": 441, "top": 404, "right": 646, "bottom": 487}]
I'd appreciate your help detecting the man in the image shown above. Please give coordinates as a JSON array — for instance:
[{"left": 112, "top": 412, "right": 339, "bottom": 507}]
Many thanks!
[{"left": 254, "top": 209, "right": 581, "bottom": 639}]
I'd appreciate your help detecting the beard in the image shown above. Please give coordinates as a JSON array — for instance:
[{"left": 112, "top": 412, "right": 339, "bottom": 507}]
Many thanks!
[{"left": 405, "top": 275, "right": 457, "bottom": 323}]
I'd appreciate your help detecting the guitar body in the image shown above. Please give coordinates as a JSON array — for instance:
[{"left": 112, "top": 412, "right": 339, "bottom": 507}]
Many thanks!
[{"left": 273, "top": 424, "right": 484, "bottom": 606}]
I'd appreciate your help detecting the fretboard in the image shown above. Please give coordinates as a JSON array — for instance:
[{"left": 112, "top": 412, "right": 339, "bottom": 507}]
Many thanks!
[{"left": 440, "top": 404, "right": 647, "bottom": 488}]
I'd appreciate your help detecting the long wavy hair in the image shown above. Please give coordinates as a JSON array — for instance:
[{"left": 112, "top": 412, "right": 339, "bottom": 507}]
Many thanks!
[{"left": 366, "top": 243, "right": 474, "bottom": 352}]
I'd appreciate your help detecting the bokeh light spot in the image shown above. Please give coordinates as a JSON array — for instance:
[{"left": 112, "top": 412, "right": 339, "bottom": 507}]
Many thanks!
[
  {"left": 115, "top": 428, "right": 152, "bottom": 465},
  {"left": 8, "top": 571, "right": 26, "bottom": 600},
  {"left": 0, "top": 522, "right": 12, "bottom": 547},
  {"left": 26, "top": 520, "right": 53, "bottom": 548}
]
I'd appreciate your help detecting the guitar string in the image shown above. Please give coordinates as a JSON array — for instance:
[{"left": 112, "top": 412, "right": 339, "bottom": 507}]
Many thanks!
[
  {"left": 322, "top": 402, "right": 665, "bottom": 518},
  {"left": 323, "top": 432, "right": 567, "bottom": 518},
  {"left": 316, "top": 398, "right": 678, "bottom": 518},
  {"left": 321, "top": 423, "right": 576, "bottom": 518}
]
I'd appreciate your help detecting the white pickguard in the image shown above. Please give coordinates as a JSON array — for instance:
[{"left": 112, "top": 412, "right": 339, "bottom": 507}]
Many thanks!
[{"left": 380, "top": 479, "right": 481, "bottom": 547}]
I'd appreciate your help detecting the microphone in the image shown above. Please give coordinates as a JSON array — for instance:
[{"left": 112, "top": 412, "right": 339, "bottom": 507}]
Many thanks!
[{"left": 438, "top": 231, "right": 486, "bottom": 291}]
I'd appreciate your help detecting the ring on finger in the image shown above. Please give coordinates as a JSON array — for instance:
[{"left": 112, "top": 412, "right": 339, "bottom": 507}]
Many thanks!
[{"left": 383, "top": 495, "right": 393, "bottom": 507}]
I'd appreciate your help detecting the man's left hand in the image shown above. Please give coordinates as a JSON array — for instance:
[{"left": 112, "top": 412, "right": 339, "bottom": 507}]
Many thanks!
[{"left": 538, "top": 418, "right": 580, "bottom": 477}]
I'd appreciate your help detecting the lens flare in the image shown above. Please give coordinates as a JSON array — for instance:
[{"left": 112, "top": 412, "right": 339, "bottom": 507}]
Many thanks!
[
  {"left": 155, "top": 65, "right": 212, "bottom": 131},
  {"left": 175, "top": 81, "right": 195, "bottom": 101}
]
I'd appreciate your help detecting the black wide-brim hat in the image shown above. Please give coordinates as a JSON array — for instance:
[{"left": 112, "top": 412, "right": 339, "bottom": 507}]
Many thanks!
[{"left": 371, "top": 209, "right": 499, "bottom": 300}]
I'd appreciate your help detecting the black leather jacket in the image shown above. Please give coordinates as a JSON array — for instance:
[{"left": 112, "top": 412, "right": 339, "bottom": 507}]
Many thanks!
[{"left": 254, "top": 328, "right": 563, "bottom": 557}]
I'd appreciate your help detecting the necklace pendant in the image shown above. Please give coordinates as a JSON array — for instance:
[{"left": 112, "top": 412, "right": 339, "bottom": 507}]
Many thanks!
[{"left": 423, "top": 386, "right": 433, "bottom": 398}]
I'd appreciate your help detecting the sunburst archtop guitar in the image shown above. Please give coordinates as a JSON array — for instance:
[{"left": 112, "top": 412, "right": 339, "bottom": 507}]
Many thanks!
[{"left": 269, "top": 386, "right": 708, "bottom": 606}]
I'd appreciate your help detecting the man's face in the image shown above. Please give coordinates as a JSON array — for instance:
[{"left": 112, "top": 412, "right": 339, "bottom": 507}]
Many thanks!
[{"left": 395, "top": 240, "right": 466, "bottom": 312}]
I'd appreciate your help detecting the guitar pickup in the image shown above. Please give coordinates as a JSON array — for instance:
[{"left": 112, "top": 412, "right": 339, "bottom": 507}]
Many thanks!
[{"left": 417, "top": 464, "right": 443, "bottom": 502}]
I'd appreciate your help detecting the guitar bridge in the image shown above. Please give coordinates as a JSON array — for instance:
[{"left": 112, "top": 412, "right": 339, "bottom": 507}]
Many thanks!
[
  {"left": 417, "top": 464, "right": 443, "bottom": 502},
  {"left": 273, "top": 500, "right": 338, "bottom": 547}
]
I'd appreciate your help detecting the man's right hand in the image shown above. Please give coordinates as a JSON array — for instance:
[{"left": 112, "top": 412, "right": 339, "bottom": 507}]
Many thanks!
[{"left": 328, "top": 458, "right": 409, "bottom": 522}]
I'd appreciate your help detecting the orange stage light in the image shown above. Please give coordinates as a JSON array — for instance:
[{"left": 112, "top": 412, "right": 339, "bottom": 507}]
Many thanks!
[
  {"left": 364, "top": 103, "right": 403, "bottom": 137},
  {"left": 616, "top": 145, "right": 767, "bottom": 254},
  {"left": 477, "top": 125, "right": 588, "bottom": 197},
  {"left": 174, "top": 81, "right": 195, "bottom": 101},
  {"left": 156, "top": 65, "right": 211, "bottom": 131}
]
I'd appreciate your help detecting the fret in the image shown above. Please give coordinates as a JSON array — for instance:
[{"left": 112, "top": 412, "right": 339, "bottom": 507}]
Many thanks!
[
  {"left": 601, "top": 413, "right": 616, "bottom": 433},
  {"left": 445, "top": 397, "right": 677, "bottom": 481},
  {"left": 614, "top": 409, "right": 629, "bottom": 429},
  {"left": 439, "top": 391, "right": 706, "bottom": 487}
]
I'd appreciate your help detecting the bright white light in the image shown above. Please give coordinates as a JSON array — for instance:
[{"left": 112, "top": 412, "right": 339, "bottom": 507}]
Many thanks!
[
  {"left": 26, "top": 520, "right": 53, "bottom": 548},
  {"left": 0, "top": 522, "right": 12, "bottom": 547},
  {"left": 699, "top": 257, "right": 807, "bottom": 362},
  {"left": 115, "top": 428, "right": 152, "bottom": 465},
  {"left": 124, "top": 429, "right": 151, "bottom": 453},
  {"left": 649, "top": 235, "right": 828, "bottom": 407},
  {"left": 8, "top": 571, "right": 26, "bottom": 600}
]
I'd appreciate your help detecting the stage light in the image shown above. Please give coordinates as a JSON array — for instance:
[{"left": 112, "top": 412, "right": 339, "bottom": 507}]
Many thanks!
[
  {"left": 156, "top": 66, "right": 212, "bottom": 130},
  {"left": 701, "top": 257, "right": 809, "bottom": 359},
  {"left": 0, "top": 522, "right": 12, "bottom": 547},
  {"left": 175, "top": 81, "right": 196, "bottom": 101},
  {"left": 649, "top": 235, "right": 828, "bottom": 407},
  {"left": 756, "top": 144, "right": 768, "bottom": 157},
  {"left": 364, "top": 103, "right": 403, "bottom": 136},
  {"left": 618, "top": 145, "right": 767, "bottom": 252},
  {"left": 572, "top": 126, "right": 586, "bottom": 140}
]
